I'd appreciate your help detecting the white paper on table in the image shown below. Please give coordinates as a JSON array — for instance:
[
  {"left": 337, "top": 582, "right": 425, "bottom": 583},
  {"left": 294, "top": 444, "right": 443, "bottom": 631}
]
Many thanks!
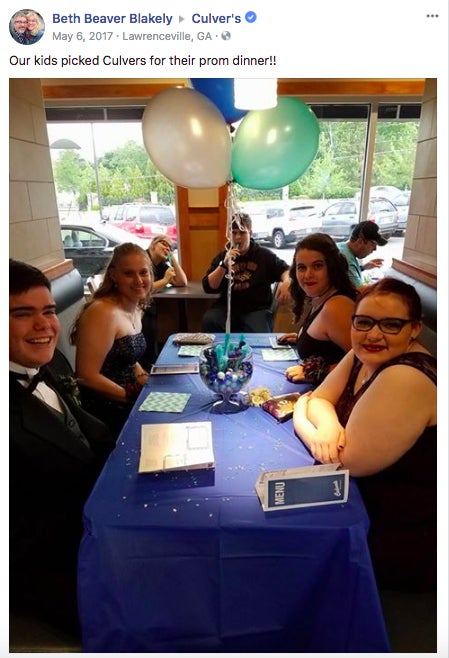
[{"left": 139, "top": 421, "right": 215, "bottom": 473}]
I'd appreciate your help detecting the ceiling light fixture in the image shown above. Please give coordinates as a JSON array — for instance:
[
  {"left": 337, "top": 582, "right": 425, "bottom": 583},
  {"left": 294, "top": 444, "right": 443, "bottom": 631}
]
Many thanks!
[{"left": 234, "top": 78, "right": 278, "bottom": 110}]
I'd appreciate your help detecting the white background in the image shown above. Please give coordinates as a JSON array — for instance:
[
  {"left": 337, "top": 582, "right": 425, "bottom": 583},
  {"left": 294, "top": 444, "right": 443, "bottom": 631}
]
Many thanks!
[{"left": 4, "top": 1, "right": 448, "bottom": 654}]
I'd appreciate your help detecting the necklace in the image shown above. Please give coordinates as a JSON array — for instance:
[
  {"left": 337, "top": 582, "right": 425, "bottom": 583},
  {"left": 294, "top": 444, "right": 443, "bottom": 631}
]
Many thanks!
[
  {"left": 310, "top": 285, "right": 335, "bottom": 311},
  {"left": 127, "top": 309, "right": 139, "bottom": 330},
  {"left": 360, "top": 368, "right": 372, "bottom": 386}
]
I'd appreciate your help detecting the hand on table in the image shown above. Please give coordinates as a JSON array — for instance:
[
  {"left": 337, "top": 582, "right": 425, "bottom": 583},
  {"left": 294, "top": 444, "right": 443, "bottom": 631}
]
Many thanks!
[
  {"left": 285, "top": 364, "right": 306, "bottom": 382},
  {"left": 309, "top": 426, "right": 346, "bottom": 464},
  {"left": 277, "top": 332, "right": 297, "bottom": 345}
]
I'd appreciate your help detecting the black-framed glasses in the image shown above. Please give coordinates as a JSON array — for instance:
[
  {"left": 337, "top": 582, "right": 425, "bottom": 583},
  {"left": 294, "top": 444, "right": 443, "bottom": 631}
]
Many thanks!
[{"left": 351, "top": 315, "right": 412, "bottom": 335}]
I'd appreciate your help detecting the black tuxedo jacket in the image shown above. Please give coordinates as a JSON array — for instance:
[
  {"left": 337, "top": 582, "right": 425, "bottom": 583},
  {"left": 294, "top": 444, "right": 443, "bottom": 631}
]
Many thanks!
[{"left": 10, "top": 349, "right": 114, "bottom": 622}]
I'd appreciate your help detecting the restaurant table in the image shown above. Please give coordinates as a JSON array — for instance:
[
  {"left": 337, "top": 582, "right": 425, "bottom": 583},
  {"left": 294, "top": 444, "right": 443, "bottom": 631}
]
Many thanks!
[
  {"left": 78, "top": 334, "right": 390, "bottom": 653},
  {"left": 154, "top": 281, "right": 220, "bottom": 331}
]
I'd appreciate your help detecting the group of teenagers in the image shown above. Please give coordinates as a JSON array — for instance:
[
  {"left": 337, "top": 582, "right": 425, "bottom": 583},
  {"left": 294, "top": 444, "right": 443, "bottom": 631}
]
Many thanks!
[{"left": 10, "top": 213, "right": 436, "bottom": 638}]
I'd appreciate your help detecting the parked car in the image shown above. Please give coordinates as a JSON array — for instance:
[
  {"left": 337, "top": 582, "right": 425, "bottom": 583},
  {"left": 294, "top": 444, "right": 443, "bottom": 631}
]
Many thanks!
[
  {"left": 110, "top": 203, "right": 178, "bottom": 247},
  {"left": 391, "top": 190, "right": 411, "bottom": 235},
  {"left": 319, "top": 197, "right": 399, "bottom": 240},
  {"left": 355, "top": 185, "right": 402, "bottom": 202},
  {"left": 248, "top": 203, "right": 321, "bottom": 249},
  {"left": 60, "top": 221, "right": 149, "bottom": 282},
  {"left": 102, "top": 204, "right": 121, "bottom": 221}
]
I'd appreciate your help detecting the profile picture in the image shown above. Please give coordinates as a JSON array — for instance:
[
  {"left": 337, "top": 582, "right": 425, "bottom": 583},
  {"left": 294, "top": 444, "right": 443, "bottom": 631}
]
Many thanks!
[{"left": 9, "top": 9, "right": 45, "bottom": 45}]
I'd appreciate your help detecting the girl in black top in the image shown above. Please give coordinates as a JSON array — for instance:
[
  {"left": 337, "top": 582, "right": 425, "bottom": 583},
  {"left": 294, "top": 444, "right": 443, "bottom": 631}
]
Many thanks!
[{"left": 278, "top": 233, "right": 357, "bottom": 383}]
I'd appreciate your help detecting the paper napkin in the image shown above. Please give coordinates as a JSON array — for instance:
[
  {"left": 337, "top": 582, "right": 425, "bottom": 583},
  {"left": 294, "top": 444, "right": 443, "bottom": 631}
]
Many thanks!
[
  {"left": 138, "top": 391, "right": 191, "bottom": 413},
  {"left": 177, "top": 345, "right": 204, "bottom": 357},
  {"left": 261, "top": 348, "right": 298, "bottom": 361}
]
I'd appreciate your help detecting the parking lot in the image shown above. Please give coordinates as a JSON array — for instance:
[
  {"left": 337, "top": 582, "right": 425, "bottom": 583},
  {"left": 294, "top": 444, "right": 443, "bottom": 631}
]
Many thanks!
[{"left": 269, "top": 235, "right": 405, "bottom": 279}]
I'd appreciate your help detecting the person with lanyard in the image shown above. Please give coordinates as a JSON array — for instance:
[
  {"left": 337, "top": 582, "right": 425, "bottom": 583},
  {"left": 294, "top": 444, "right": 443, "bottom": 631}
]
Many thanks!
[
  {"left": 201, "top": 212, "right": 291, "bottom": 332},
  {"left": 277, "top": 233, "right": 358, "bottom": 385},
  {"left": 337, "top": 220, "right": 387, "bottom": 289},
  {"left": 293, "top": 277, "right": 436, "bottom": 591},
  {"left": 141, "top": 235, "right": 188, "bottom": 368},
  {"left": 9, "top": 259, "right": 113, "bottom": 637}
]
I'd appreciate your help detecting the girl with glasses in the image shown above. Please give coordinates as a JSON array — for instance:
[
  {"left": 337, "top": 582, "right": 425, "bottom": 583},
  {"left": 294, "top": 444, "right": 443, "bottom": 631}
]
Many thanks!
[{"left": 293, "top": 277, "right": 436, "bottom": 591}]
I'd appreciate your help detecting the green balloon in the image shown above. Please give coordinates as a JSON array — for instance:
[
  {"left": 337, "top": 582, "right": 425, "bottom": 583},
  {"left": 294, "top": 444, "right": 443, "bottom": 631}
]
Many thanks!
[{"left": 231, "top": 97, "right": 320, "bottom": 190}]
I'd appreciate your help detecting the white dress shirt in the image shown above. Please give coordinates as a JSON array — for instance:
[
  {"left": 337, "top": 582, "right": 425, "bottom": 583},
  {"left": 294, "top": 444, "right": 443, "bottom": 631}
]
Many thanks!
[{"left": 10, "top": 361, "right": 64, "bottom": 413}]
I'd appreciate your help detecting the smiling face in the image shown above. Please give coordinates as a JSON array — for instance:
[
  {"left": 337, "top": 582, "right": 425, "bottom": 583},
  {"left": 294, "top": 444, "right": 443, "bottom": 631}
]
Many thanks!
[
  {"left": 13, "top": 16, "right": 27, "bottom": 34},
  {"left": 112, "top": 253, "right": 152, "bottom": 303},
  {"left": 9, "top": 287, "right": 59, "bottom": 368},
  {"left": 351, "top": 292, "right": 421, "bottom": 369},
  {"left": 27, "top": 15, "right": 38, "bottom": 30},
  {"left": 295, "top": 248, "right": 331, "bottom": 298}
]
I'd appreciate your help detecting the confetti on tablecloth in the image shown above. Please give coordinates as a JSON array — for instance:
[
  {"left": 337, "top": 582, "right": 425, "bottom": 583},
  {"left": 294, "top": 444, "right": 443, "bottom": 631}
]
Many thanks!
[
  {"left": 177, "top": 345, "right": 203, "bottom": 357},
  {"left": 261, "top": 347, "right": 298, "bottom": 361},
  {"left": 138, "top": 391, "right": 191, "bottom": 413}
]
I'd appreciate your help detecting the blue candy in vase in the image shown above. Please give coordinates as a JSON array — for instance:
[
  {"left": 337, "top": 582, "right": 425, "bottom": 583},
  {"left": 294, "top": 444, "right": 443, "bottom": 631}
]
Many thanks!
[{"left": 199, "top": 342, "right": 253, "bottom": 413}]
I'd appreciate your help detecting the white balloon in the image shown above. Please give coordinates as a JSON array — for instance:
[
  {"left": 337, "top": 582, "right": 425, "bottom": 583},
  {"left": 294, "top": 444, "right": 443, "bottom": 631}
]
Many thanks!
[{"left": 142, "top": 87, "right": 232, "bottom": 189}]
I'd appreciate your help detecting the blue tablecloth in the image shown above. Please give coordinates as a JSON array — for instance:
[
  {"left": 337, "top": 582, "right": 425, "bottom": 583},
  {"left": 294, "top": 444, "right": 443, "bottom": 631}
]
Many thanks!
[{"left": 78, "top": 334, "right": 390, "bottom": 652}]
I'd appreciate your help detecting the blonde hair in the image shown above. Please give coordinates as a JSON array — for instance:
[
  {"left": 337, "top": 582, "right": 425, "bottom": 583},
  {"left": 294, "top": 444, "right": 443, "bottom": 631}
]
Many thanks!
[
  {"left": 70, "top": 243, "right": 153, "bottom": 344},
  {"left": 26, "top": 11, "right": 44, "bottom": 36}
]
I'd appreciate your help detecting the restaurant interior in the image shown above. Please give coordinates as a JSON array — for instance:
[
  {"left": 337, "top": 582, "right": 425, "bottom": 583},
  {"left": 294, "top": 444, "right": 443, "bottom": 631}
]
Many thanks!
[{"left": 9, "top": 78, "right": 438, "bottom": 652}]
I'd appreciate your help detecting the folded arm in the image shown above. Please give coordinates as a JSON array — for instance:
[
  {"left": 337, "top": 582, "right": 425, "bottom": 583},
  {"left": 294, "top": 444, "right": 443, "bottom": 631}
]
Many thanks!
[{"left": 293, "top": 393, "right": 345, "bottom": 463}]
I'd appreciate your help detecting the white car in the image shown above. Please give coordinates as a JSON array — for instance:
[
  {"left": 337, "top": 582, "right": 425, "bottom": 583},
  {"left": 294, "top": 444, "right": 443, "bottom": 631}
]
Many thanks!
[
  {"left": 319, "top": 197, "right": 399, "bottom": 240},
  {"left": 392, "top": 191, "right": 411, "bottom": 234},
  {"left": 246, "top": 202, "right": 321, "bottom": 249}
]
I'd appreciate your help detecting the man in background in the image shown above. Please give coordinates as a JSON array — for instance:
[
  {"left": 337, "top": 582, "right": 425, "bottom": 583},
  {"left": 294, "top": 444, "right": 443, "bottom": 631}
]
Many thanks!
[
  {"left": 337, "top": 221, "right": 387, "bottom": 288},
  {"left": 201, "top": 213, "right": 291, "bottom": 332}
]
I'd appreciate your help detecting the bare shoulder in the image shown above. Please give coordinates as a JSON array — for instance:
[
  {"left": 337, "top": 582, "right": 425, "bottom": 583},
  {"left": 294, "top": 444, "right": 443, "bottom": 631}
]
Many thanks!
[
  {"left": 80, "top": 298, "right": 120, "bottom": 325},
  {"left": 322, "top": 294, "right": 355, "bottom": 316}
]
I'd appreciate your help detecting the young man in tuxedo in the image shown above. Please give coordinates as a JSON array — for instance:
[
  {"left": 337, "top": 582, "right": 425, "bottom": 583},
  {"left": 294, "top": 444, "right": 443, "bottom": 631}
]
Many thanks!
[{"left": 9, "top": 259, "right": 114, "bottom": 635}]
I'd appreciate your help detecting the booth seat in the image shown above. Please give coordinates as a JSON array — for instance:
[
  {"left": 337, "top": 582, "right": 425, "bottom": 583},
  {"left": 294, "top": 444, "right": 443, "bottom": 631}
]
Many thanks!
[
  {"left": 50, "top": 267, "right": 85, "bottom": 369},
  {"left": 384, "top": 267, "right": 437, "bottom": 357}
]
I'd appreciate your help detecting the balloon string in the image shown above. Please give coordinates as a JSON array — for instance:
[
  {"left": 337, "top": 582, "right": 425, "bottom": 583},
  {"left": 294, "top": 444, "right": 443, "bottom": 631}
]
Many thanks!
[
  {"left": 223, "top": 183, "right": 246, "bottom": 334},
  {"left": 224, "top": 184, "right": 234, "bottom": 334}
]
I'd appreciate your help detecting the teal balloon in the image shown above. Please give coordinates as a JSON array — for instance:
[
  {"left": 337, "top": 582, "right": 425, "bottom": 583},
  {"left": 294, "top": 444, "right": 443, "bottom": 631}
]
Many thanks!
[{"left": 231, "top": 97, "right": 320, "bottom": 190}]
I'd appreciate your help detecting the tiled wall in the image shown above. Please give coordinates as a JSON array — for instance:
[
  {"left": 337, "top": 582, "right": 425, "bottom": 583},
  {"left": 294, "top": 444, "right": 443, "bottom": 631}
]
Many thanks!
[
  {"left": 402, "top": 78, "right": 437, "bottom": 274},
  {"left": 9, "top": 78, "right": 64, "bottom": 270}
]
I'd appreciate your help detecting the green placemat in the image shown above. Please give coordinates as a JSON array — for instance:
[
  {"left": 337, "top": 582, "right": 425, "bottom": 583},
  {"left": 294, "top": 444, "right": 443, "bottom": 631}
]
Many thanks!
[{"left": 139, "top": 391, "right": 191, "bottom": 413}]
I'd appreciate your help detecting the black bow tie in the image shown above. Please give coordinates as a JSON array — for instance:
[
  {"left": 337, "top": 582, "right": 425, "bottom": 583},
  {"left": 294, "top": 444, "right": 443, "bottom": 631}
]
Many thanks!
[{"left": 10, "top": 370, "right": 45, "bottom": 393}]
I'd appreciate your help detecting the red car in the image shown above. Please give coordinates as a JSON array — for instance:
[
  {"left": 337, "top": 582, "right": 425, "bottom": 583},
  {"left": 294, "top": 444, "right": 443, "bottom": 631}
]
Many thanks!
[{"left": 111, "top": 203, "right": 178, "bottom": 247}]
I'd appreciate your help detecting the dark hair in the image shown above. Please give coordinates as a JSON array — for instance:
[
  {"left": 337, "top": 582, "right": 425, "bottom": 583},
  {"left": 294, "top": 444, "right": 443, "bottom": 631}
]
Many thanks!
[
  {"left": 9, "top": 259, "right": 51, "bottom": 296},
  {"left": 289, "top": 233, "right": 357, "bottom": 321},
  {"left": 355, "top": 277, "right": 422, "bottom": 321},
  {"left": 232, "top": 212, "right": 252, "bottom": 232},
  {"left": 351, "top": 224, "right": 366, "bottom": 240}
]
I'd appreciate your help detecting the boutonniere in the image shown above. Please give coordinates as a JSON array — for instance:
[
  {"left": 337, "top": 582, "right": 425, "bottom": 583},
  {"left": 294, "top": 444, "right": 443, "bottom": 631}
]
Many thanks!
[{"left": 56, "top": 374, "right": 82, "bottom": 406}]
